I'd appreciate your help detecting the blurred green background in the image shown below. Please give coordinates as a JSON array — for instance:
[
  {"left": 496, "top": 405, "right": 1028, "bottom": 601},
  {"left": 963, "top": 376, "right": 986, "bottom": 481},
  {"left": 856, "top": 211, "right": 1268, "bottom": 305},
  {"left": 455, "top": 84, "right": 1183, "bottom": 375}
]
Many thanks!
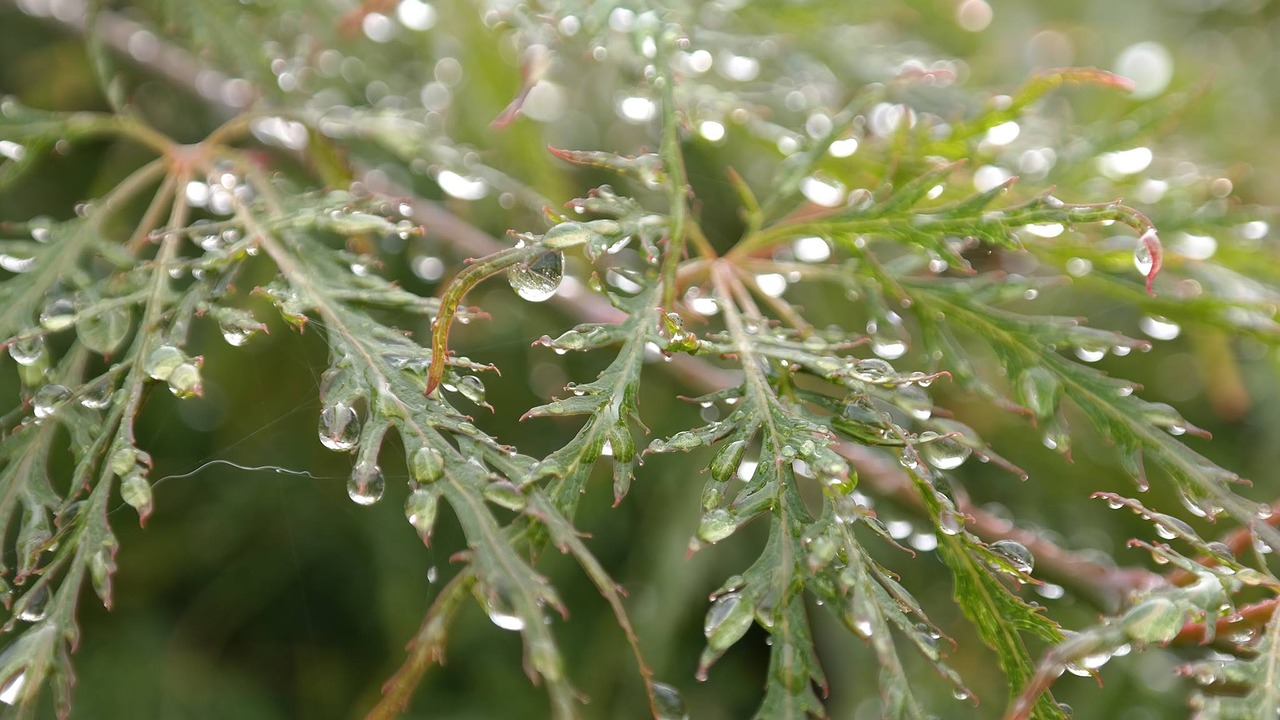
[{"left": 2, "top": 0, "right": 1280, "bottom": 718}]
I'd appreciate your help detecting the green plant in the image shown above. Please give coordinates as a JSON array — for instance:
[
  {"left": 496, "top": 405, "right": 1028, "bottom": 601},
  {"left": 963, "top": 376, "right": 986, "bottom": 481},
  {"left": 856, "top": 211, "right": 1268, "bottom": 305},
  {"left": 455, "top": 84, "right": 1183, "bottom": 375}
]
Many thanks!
[{"left": 2, "top": 1, "right": 1279, "bottom": 719}]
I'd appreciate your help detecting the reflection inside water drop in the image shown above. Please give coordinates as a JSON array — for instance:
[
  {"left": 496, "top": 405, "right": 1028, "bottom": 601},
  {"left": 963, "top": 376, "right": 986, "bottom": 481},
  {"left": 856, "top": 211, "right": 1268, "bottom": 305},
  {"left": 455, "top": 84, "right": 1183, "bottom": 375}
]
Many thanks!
[{"left": 507, "top": 251, "right": 564, "bottom": 302}]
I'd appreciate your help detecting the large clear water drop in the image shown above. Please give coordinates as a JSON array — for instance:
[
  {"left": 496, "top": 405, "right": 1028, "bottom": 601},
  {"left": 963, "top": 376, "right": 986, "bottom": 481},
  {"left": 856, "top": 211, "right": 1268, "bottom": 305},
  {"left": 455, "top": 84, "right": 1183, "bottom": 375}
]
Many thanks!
[
  {"left": 507, "top": 251, "right": 564, "bottom": 302},
  {"left": 348, "top": 464, "right": 385, "bottom": 505},
  {"left": 319, "top": 403, "right": 360, "bottom": 451},
  {"left": 921, "top": 433, "right": 972, "bottom": 470}
]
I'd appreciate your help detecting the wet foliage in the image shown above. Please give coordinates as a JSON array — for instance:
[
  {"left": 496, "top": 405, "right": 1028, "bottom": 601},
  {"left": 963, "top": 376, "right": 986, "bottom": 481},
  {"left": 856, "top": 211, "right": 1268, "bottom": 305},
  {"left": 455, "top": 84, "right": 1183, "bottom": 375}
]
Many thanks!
[{"left": 2, "top": 1, "right": 1280, "bottom": 719}]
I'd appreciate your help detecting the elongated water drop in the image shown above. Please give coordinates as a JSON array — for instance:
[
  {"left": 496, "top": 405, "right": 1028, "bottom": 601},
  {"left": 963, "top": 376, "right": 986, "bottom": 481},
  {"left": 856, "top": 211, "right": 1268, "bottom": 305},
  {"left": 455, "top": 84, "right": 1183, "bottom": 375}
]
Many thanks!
[
  {"left": 651, "top": 682, "right": 690, "bottom": 720},
  {"left": 1152, "top": 513, "right": 1193, "bottom": 540},
  {"left": 0, "top": 671, "right": 27, "bottom": 706},
  {"left": 120, "top": 469, "right": 153, "bottom": 520},
  {"left": 989, "top": 539, "right": 1035, "bottom": 574},
  {"left": 507, "top": 250, "right": 564, "bottom": 302},
  {"left": 456, "top": 375, "right": 487, "bottom": 405},
  {"left": 483, "top": 480, "right": 527, "bottom": 511},
  {"left": 1134, "top": 243, "right": 1153, "bottom": 275},
  {"left": 851, "top": 358, "right": 895, "bottom": 383},
  {"left": 540, "top": 221, "right": 592, "bottom": 249},
  {"left": 703, "top": 591, "right": 754, "bottom": 651},
  {"left": 319, "top": 402, "right": 360, "bottom": 451},
  {"left": 348, "top": 463, "right": 385, "bottom": 505},
  {"left": 405, "top": 488, "right": 440, "bottom": 543},
  {"left": 1016, "top": 366, "right": 1060, "bottom": 419}
]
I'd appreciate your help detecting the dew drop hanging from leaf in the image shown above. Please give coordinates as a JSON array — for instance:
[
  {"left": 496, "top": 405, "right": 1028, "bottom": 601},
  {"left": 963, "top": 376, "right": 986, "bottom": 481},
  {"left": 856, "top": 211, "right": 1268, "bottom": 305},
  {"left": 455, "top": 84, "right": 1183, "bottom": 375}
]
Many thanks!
[
  {"left": 506, "top": 250, "right": 564, "bottom": 302},
  {"left": 319, "top": 402, "right": 360, "bottom": 451},
  {"left": 348, "top": 463, "right": 386, "bottom": 506}
]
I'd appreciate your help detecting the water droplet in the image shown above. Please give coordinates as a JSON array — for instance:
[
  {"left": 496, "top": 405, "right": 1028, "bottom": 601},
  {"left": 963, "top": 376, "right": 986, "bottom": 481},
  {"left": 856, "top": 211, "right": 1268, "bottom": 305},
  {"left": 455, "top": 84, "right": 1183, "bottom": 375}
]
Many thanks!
[
  {"left": 80, "top": 379, "right": 114, "bottom": 409},
  {"left": 348, "top": 464, "right": 385, "bottom": 505},
  {"left": 405, "top": 488, "right": 439, "bottom": 542},
  {"left": 482, "top": 480, "right": 527, "bottom": 511},
  {"left": 851, "top": 608, "right": 874, "bottom": 639},
  {"left": 909, "top": 532, "right": 938, "bottom": 551},
  {"left": 1179, "top": 490, "right": 1221, "bottom": 520},
  {"left": 120, "top": 469, "right": 152, "bottom": 516},
  {"left": 7, "top": 335, "right": 45, "bottom": 366},
  {"left": 409, "top": 446, "right": 445, "bottom": 483},
  {"left": 1152, "top": 513, "right": 1193, "bottom": 540},
  {"left": 1139, "top": 315, "right": 1180, "bottom": 341},
  {"left": 938, "top": 512, "right": 963, "bottom": 536},
  {"left": 1115, "top": 41, "right": 1172, "bottom": 100},
  {"left": 794, "top": 236, "right": 831, "bottom": 262},
  {"left": 867, "top": 315, "right": 909, "bottom": 360},
  {"left": 921, "top": 433, "right": 971, "bottom": 470},
  {"left": 897, "top": 385, "right": 932, "bottom": 421},
  {"left": 39, "top": 297, "right": 76, "bottom": 332},
  {"left": 851, "top": 358, "right": 895, "bottom": 383},
  {"left": 220, "top": 324, "right": 258, "bottom": 346},
  {"left": 652, "top": 683, "right": 689, "bottom": 720},
  {"left": 1134, "top": 243, "right": 1154, "bottom": 275},
  {"left": 144, "top": 345, "right": 186, "bottom": 381},
  {"left": 1016, "top": 366, "right": 1060, "bottom": 418},
  {"left": 319, "top": 403, "right": 360, "bottom": 452},
  {"left": 703, "top": 591, "right": 754, "bottom": 651},
  {"left": 1071, "top": 341, "right": 1111, "bottom": 363},
  {"left": 989, "top": 539, "right": 1035, "bottom": 573},
  {"left": 16, "top": 586, "right": 48, "bottom": 622},
  {"left": 754, "top": 273, "right": 787, "bottom": 297},
  {"left": 486, "top": 590, "right": 525, "bottom": 631},
  {"left": 0, "top": 670, "right": 28, "bottom": 706},
  {"left": 31, "top": 384, "right": 70, "bottom": 418},
  {"left": 698, "top": 508, "right": 736, "bottom": 544},
  {"left": 1023, "top": 223, "right": 1064, "bottom": 238},
  {"left": 704, "top": 592, "right": 741, "bottom": 636},
  {"left": 1205, "top": 542, "right": 1235, "bottom": 562},
  {"left": 540, "top": 221, "right": 591, "bottom": 249},
  {"left": 166, "top": 362, "right": 203, "bottom": 398},
  {"left": 453, "top": 375, "right": 487, "bottom": 406},
  {"left": 507, "top": 251, "right": 564, "bottom": 302},
  {"left": 1079, "top": 650, "right": 1112, "bottom": 670}
]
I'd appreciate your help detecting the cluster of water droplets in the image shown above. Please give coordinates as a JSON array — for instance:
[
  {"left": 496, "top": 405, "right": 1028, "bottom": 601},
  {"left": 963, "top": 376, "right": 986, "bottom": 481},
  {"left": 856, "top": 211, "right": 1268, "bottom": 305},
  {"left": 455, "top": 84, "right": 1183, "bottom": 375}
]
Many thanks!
[{"left": 144, "top": 345, "right": 203, "bottom": 398}]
